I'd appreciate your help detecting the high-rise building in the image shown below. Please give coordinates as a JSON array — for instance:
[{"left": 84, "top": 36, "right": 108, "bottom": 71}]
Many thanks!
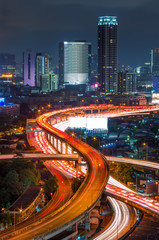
[
  {"left": 151, "top": 49, "right": 159, "bottom": 92},
  {"left": 118, "top": 71, "right": 136, "bottom": 93},
  {"left": 35, "top": 53, "right": 52, "bottom": 87},
  {"left": 126, "top": 73, "right": 137, "bottom": 93},
  {"left": 23, "top": 49, "right": 35, "bottom": 87},
  {"left": 40, "top": 72, "right": 58, "bottom": 92},
  {"left": 98, "top": 16, "right": 118, "bottom": 93},
  {"left": 0, "top": 53, "right": 16, "bottom": 77},
  {"left": 59, "top": 41, "right": 91, "bottom": 88},
  {"left": 118, "top": 71, "right": 127, "bottom": 94}
]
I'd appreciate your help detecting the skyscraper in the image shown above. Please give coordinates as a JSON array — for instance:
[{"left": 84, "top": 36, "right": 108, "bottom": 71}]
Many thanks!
[
  {"left": 98, "top": 16, "right": 118, "bottom": 93},
  {"left": 59, "top": 41, "right": 91, "bottom": 88},
  {"left": 151, "top": 48, "right": 159, "bottom": 92},
  {"left": 35, "top": 53, "right": 52, "bottom": 88},
  {"left": 23, "top": 49, "right": 35, "bottom": 87}
]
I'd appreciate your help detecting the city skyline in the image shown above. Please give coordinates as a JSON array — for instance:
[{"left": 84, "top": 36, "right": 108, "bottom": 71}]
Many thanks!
[{"left": 0, "top": 0, "right": 159, "bottom": 66}]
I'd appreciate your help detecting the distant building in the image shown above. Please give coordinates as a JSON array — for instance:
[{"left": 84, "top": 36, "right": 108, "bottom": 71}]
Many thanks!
[
  {"left": 98, "top": 16, "right": 118, "bottom": 93},
  {"left": 90, "top": 54, "right": 98, "bottom": 84},
  {"left": 23, "top": 49, "right": 35, "bottom": 87},
  {"left": 41, "top": 72, "right": 58, "bottom": 92},
  {"left": 0, "top": 53, "right": 16, "bottom": 77},
  {"left": 151, "top": 48, "right": 159, "bottom": 75},
  {"left": 129, "top": 94, "right": 147, "bottom": 106},
  {"left": 118, "top": 71, "right": 127, "bottom": 93},
  {"left": 118, "top": 71, "right": 136, "bottom": 93},
  {"left": 126, "top": 73, "right": 137, "bottom": 93},
  {"left": 109, "top": 94, "right": 147, "bottom": 106},
  {"left": 59, "top": 41, "right": 91, "bottom": 88},
  {"left": 35, "top": 53, "right": 52, "bottom": 88},
  {"left": 135, "top": 63, "right": 152, "bottom": 91},
  {"left": 146, "top": 182, "right": 158, "bottom": 195},
  {"left": 153, "top": 76, "right": 159, "bottom": 92},
  {"left": 0, "top": 99, "right": 20, "bottom": 118}
]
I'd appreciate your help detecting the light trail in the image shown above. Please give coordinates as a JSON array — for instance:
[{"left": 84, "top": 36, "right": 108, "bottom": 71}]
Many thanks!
[
  {"left": 33, "top": 129, "right": 136, "bottom": 240},
  {"left": 93, "top": 197, "right": 136, "bottom": 240}
]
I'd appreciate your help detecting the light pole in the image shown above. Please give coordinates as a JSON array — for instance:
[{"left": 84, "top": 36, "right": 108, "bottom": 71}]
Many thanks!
[{"left": 92, "top": 137, "right": 101, "bottom": 151}]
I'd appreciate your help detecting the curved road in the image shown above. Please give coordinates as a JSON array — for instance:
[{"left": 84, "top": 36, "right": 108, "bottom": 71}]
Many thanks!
[{"left": 0, "top": 108, "right": 109, "bottom": 240}]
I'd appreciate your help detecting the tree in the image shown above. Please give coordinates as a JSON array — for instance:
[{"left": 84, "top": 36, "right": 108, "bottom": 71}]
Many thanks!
[
  {"left": 113, "top": 163, "right": 134, "bottom": 184},
  {"left": 43, "top": 176, "right": 58, "bottom": 201},
  {"left": 19, "top": 168, "right": 40, "bottom": 187},
  {"left": 4, "top": 170, "right": 23, "bottom": 202}
]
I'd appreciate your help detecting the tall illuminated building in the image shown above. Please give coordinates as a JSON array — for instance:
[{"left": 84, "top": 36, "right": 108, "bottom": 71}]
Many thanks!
[
  {"left": 98, "top": 16, "right": 118, "bottom": 92},
  {"left": 35, "top": 53, "right": 52, "bottom": 87},
  {"left": 23, "top": 49, "right": 35, "bottom": 87},
  {"left": 59, "top": 41, "right": 91, "bottom": 88},
  {"left": 151, "top": 48, "right": 159, "bottom": 92}
]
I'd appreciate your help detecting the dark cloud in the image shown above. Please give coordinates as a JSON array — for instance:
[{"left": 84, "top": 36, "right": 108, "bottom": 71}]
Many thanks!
[{"left": 0, "top": 0, "right": 158, "bottom": 65}]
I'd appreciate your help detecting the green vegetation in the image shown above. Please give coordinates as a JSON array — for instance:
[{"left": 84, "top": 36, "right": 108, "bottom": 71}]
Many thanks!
[
  {"left": 0, "top": 160, "right": 40, "bottom": 208},
  {"left": 43, "top": 175, "right": 58, "bottom": 202},
  {"left": 111, "top": 163, "right": 135, "bottom": 184}
]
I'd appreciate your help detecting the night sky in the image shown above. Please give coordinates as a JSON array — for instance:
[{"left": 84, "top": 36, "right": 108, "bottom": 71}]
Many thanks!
[{"left": 0, "top": 0, "right": 159, "bottom": 66}]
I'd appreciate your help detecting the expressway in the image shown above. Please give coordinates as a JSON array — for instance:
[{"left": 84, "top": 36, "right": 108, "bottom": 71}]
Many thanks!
[
  {"left": 0, "top": 108, "right": 109, "bottom": 239},
  {"left": 31, "top": 117, "right": 159, "bottom": 236},
  {"left": 1, "top": 104, "right": 159, "bottom": 240},
  {"left": 29, "top": 128, "right": 138, "bottom": 240}
]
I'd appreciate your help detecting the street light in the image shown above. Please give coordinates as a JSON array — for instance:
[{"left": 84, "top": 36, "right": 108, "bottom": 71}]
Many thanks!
[
  {"left": 92, "top": 137, "right": 101, "bottom": 151},
  {"left": 143, "top": 142, "right": 148, "bottom": 160}
]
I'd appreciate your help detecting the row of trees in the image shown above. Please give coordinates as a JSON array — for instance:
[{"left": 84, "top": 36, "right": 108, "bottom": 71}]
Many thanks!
[{"left": 0, "top": 160, "right": 40, "bottom": 208}]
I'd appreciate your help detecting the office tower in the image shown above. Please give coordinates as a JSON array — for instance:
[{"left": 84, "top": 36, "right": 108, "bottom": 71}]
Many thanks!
[
  {"left": 23, "top": 49, "right": 35, "bottom": 87},
  {"left": 151, "top": 49, "right": 159, "bottom": 92},
  {"left": 0, "top": 53, "right": 16, "bottom": 77},
  {"left": 59, "top": 41, "right": 91, "bottom": 88},
  {"left": 98, "top": 16, "right": 118, "bottom": 92},
  {"left": 35, "top": 53, "right": 52, "bottom": 87}
]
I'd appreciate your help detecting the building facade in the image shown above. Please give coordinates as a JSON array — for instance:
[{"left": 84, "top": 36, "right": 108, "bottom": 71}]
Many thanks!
[
  {"left": 41, "top": 72, "right": 58, "bottom": 92},
  {"left": 59, "top": 41, "right": 91, "bottom": 88},
  {"left": 151, "top": 48, "right": 159, "bottom": 75},
  {"left": 118, "top": 71, "right": 136, "bottom": 93},
  {"left": 0, "top": 53, "right": 16, "bottom": 77},
  {"left": 23, "top": 49, "right": 35, "bottom": 87},
  {"left": 35, "top": 53, "right": 52, "bottom": 88},
  {"left": 98, "top": 16, "right": 118, "bottom": 93}
]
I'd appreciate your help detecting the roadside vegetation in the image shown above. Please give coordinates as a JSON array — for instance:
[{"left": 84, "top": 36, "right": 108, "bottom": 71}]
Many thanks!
[{"left": 0, "top": 160, "right": 40, "bottom": 209}]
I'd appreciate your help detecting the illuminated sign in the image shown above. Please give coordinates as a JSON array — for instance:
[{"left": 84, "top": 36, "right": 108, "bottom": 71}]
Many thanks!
[
  {"left": 94, "top": 83, "right": 98, "bottom": 88},
  {"left": 1, "top": 74, "right": 13, "bottom": 78},
  {"left": 69, "top": 116, "right": 108, "bottom": 130},
  {"left": 0, "top": 98, "right": 5, "bottom": 106},
  {"left": 152, "top": 93, "right": 159, "bottom": 104}
]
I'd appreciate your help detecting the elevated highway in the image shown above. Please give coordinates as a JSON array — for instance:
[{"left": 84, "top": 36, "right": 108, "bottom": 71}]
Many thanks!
[
  {"left": 0, "top": 107, "right": 109, "bottom": 240},
  {"left": 1, "top": 154, "right": 159, "bottom": 171},
  {"left": 1, "top": 104, "right": 159, "bottom": 239}
]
